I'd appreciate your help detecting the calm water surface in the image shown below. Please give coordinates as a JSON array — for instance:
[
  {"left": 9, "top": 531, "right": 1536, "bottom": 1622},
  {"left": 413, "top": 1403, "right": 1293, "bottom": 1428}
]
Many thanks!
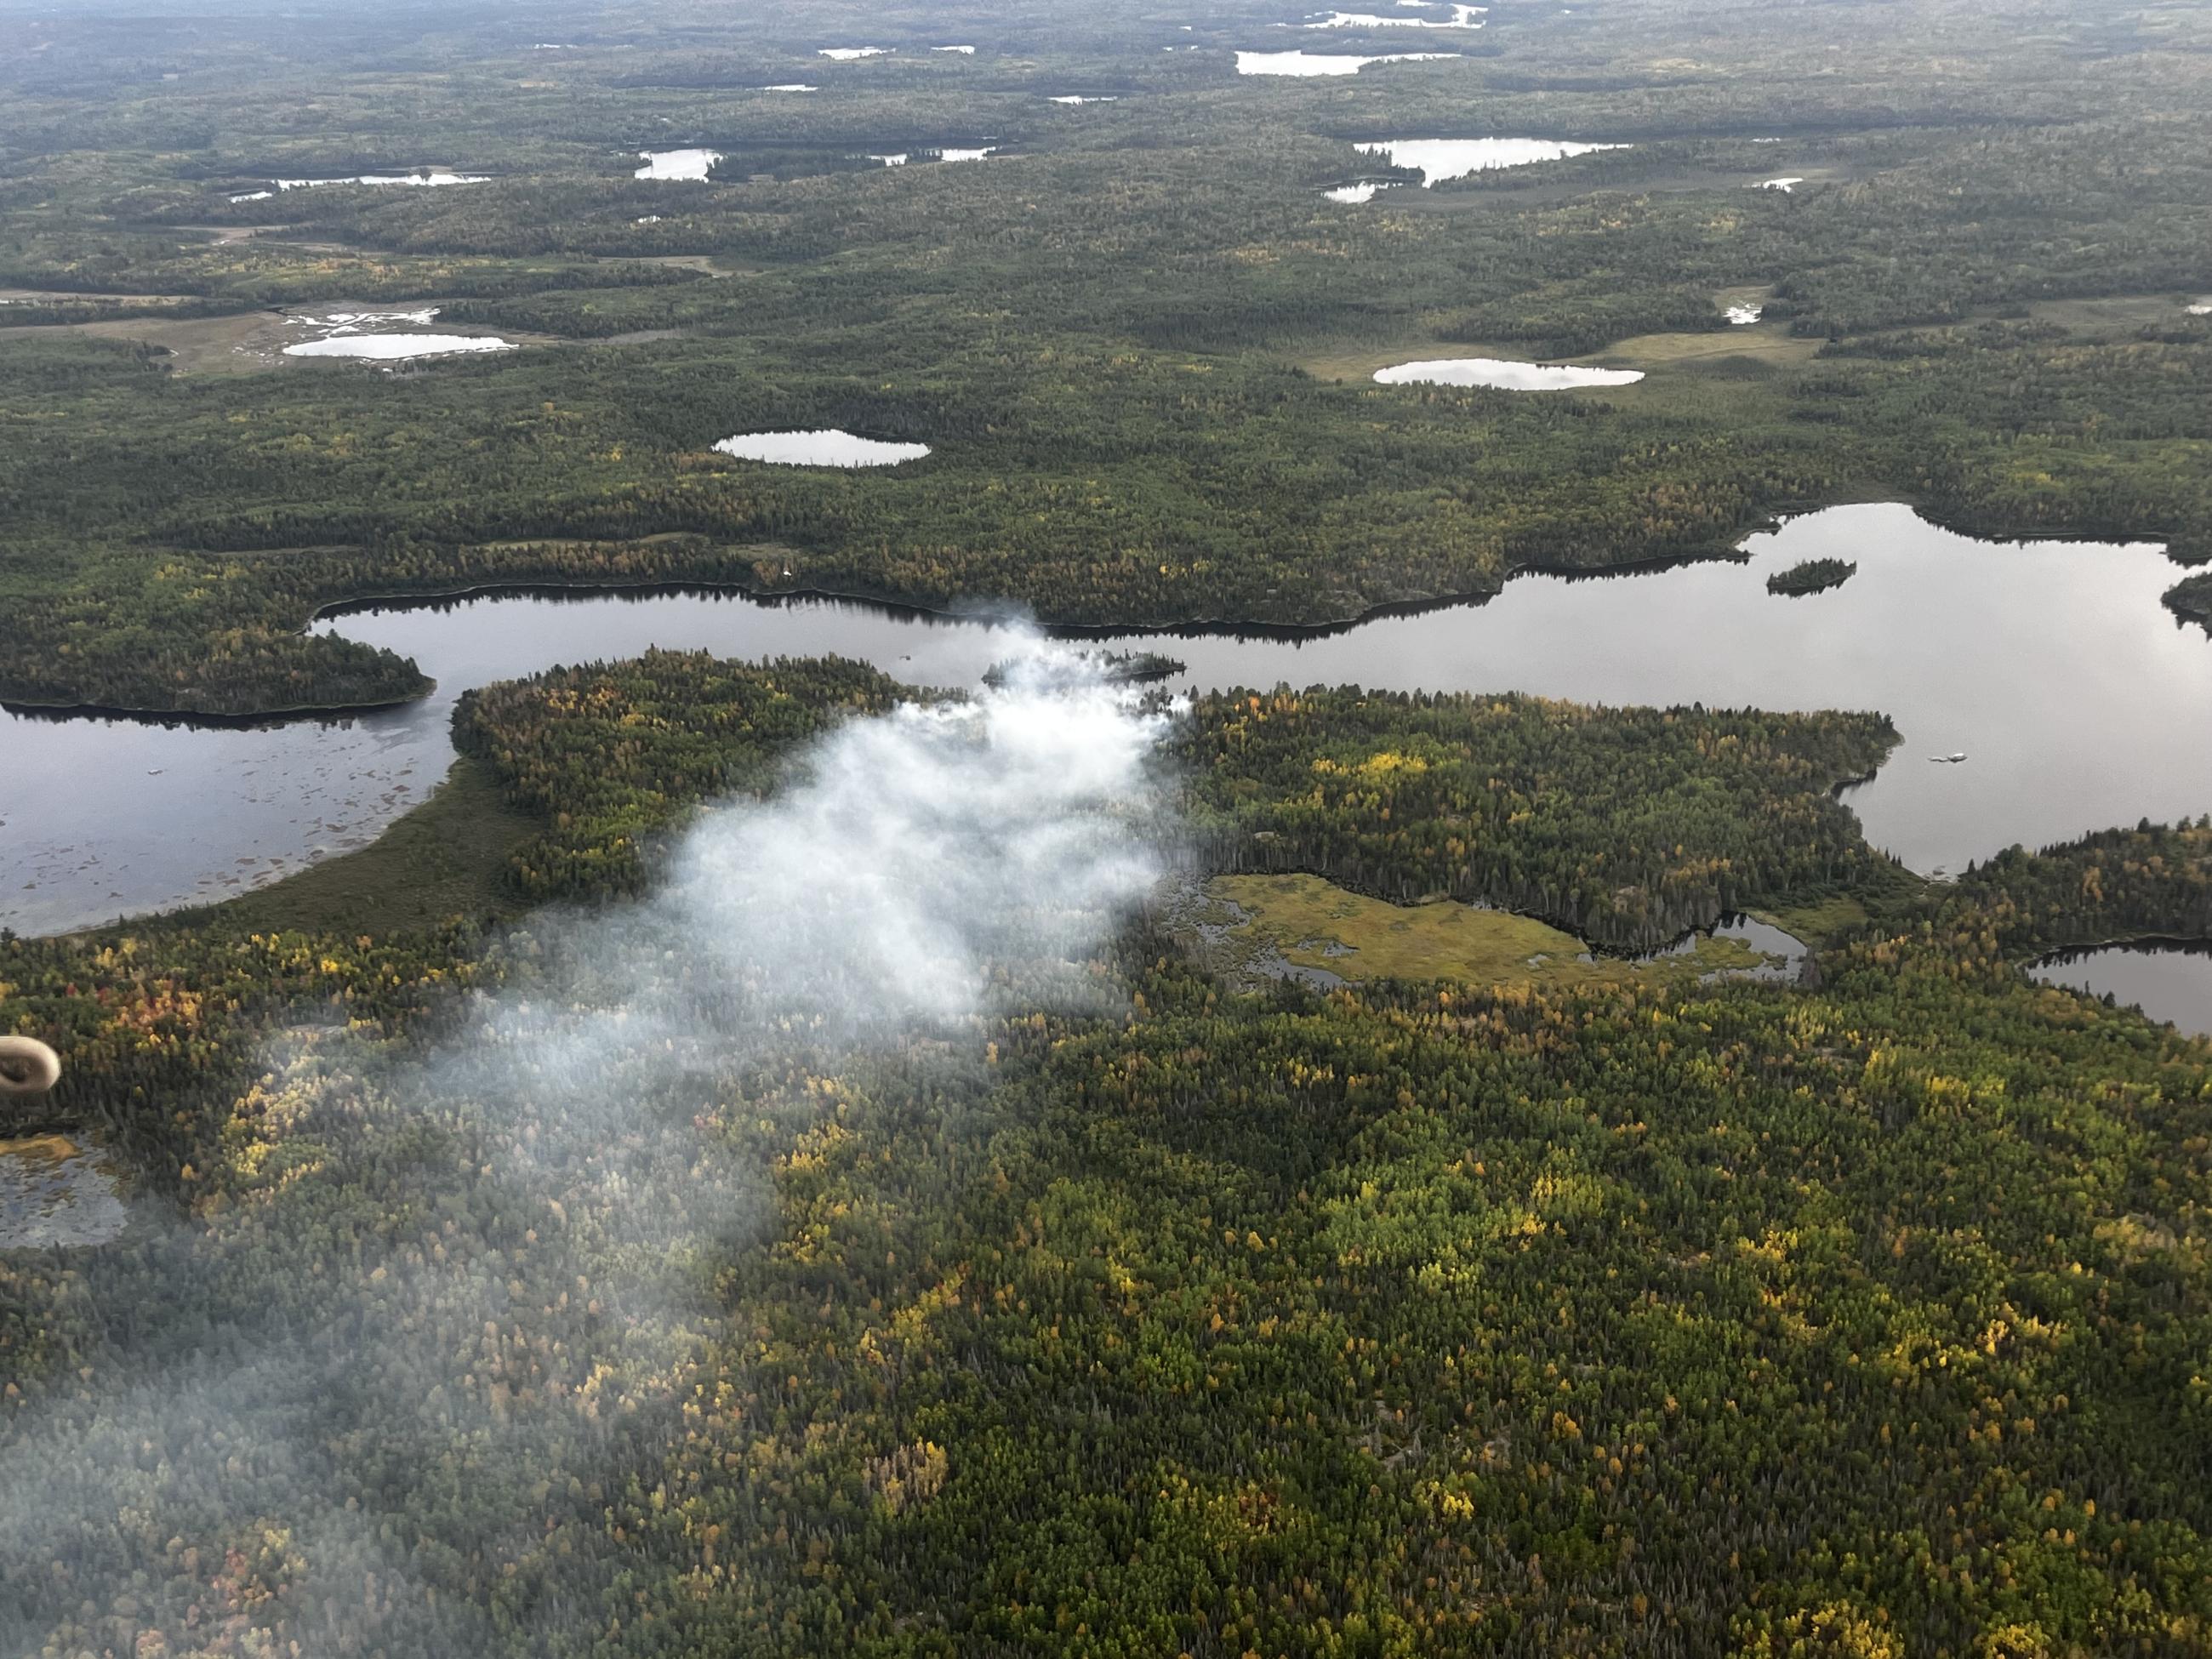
[
  {"left": 1375, "top": 357, "right": 1644, "bottom": 390},
  {"left": 1235, "top": 50, "right": 1457, "bottom": 74},
  {"left": 712, "top": 430, "right": 932, "bottom": 466},
  {"left": 276, "top": 307, "right": 516, "bottom": 360},
  {"left": 3, "top": 505, "right": 2209, "bottom": 933},
  {"left": 2032, "top": 942, "right": 2212, "bottom": 1038},
  {"left": 1304, "top": 7, "right": 1487, "bottom": 27},
  {"left": 0, "top": 1137, "right": 128, "bottom": 1249},
  {"left": 635, "top": 149, "right": 720, "bottom": 180},
  {"left": 284, "top": 334, "right": 516, "bottom": 360},
  {"left": 1354, "top": 136, "right": 1627, "bottom": 182},
  {"left": 231, "top": 172, "right": 487, "bottom": 200}
]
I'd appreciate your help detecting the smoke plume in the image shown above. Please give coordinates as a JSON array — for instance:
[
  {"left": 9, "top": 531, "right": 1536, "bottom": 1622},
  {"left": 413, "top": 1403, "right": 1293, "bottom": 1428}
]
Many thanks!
[{"left": 0, "top": 643, "right": 1176, "bottom": 1657}]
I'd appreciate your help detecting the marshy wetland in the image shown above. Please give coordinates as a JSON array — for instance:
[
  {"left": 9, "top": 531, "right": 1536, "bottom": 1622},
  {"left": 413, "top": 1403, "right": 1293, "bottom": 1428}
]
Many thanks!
[
  {"left": 1177, "top": 871, "right": 1808, "bottom": 993},
  {"left": 0, "top": 1135, "right": 126, "bottom": 1250}
]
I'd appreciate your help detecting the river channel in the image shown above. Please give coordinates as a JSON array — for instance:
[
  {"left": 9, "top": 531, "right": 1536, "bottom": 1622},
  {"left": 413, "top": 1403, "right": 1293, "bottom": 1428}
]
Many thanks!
[{"left": 4, "top": 502, "right": 2209, "bottom": 936}]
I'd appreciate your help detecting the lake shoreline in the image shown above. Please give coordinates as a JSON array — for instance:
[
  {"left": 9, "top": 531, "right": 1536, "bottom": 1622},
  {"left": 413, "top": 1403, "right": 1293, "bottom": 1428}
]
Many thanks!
[
  {"left": 8, "top": 503, "right": 2202, "bottom": 938},
  {"left": 0, "top": 505, "right": 1912, "bottom": 730},
  {"left": 1, "top": 690, "right": 430, "bottom": 727}
]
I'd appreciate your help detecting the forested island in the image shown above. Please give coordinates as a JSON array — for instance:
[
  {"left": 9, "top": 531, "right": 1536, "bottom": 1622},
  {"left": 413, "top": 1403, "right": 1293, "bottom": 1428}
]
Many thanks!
[
  {"left": 980, "top": 648, "right": 1185, "bottom": 688},
  {"left": 1765, "top": 556, "right": 1858, "bottom": 596},
  {"left": 2169, "top": 572, "right": 2212, "bottom": 630},
  {"left": 6, "top": 0, "right": 2212, "bottom": 1652}
]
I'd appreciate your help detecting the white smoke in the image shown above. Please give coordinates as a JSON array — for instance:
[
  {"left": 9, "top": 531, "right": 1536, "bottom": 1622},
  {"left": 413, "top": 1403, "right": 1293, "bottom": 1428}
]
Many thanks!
[
  {"left": 0, "top": 642, "right": 1179, "bottom": 1657},
  {"left": 668, "top": 653, "right": 1171, "bottom": 1029}
]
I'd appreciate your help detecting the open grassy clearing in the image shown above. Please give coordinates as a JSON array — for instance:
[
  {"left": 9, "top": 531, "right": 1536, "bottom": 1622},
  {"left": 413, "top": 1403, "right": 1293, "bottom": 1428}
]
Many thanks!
[
  {"left": 1193, "top": 871, "right": 1787, "bottom": 989},
  {"left": 1751, "top": 892, "right": 1873, "bottom": 949}
]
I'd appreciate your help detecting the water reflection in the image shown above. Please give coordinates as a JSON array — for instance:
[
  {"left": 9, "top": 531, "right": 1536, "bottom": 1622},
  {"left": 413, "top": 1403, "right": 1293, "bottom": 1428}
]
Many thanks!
[
  {"left": 3, "top": 505, "right": 2208, "bottom": 933},
  {"left": 1639, "top": 914, "right": 1808, "bottom": 983},
  {"left": 2032, "top": 940, "right": 2212, "bottom": 1038},
  {"left": 1353, "top": 136, "right": 1627, "bottom": 183},
  {"left": 284, "top": 334, "right": 515, "bottom": 360},
  {"left": 1374, "top": 356, "right": 1643, "bottom": 390},
  {"left": 231, "top": 172, "right": 486, "bottom": 202},
  {"left": 0, "top": 1136, "right": 128, "bottom": 1249},
  {"left": 1234, "top": 49, "right": 1458, "bottom": 74},
  {"left": 710, "top": 430, "right": 932, "bottom": 466},
  {"left": 1304, "top": 6, "right": 1487, "bottom": 26},
  {"left": 635, "top": 149, "right": 720, "bottom": 180}
]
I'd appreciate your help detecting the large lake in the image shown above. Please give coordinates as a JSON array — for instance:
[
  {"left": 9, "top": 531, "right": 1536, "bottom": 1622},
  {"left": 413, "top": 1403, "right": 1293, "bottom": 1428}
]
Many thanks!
[{"left": 3, "top": 504, "right": 2209, "bottom": 934}]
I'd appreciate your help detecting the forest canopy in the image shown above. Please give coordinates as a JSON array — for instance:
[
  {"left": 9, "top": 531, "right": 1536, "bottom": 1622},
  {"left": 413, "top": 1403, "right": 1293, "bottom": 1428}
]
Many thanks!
[{"left": 5, "top": 651, "right": 2211, "bottom": 1656}]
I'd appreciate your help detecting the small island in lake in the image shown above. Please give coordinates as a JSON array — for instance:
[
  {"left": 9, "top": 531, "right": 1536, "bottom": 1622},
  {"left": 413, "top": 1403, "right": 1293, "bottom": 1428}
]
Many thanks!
[
  {"left": 2166, "top": 572, "right": 2212, "bottom": 631},
  {"left": 1766, "top": 556, "right": 1859, "bottom": 596},
  {"left": 982, "top": 647, "right": 1186, "bottom": 688}
]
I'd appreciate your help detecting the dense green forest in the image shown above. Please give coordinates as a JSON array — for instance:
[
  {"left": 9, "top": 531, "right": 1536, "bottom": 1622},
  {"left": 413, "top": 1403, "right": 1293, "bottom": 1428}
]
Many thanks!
[
  {"left": 6, "top": 654, "right": 2211, "bottom": 1656},
  {"left": 3, "top": 0, "right": 2212, "bottom": 711},
  {"left": 1177, "top": 687, "right": 1899, "bottom": 950},
  {"left": 453, "top": 651, "right": 915, "bottom": 901},
  {"left": 449, "top": 658, "right": 1899, "bottom": 948}
]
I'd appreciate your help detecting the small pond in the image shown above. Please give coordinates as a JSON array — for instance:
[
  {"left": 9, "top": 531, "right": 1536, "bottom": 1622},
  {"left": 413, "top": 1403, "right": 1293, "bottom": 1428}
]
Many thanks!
[
  {"left": 1640, "top": 915, "right": 1808, "bottom": 983},
  {"left": 711, "top": 430, "right": 932, "bottom": 466},
  {"left": 0, "top": 1136, "right": 128, "bottom": 1249},
  {"left": 296, "top": 306, "right": 441, "bottom": 330},
  {"left": 1374, "top": 356, "right": 1644, "bottom": 390},
  {"left": 2032, "top": 941, "right": 2212, "bottom": 1038},
  {"left": 284, "top": 333, "right": 514, "bottom": 361},
  {"left": 1304, "top": 6, "right": 1485, "bottom": 26},
  {"left": 1235, "top": 49, "right": 1458, "bottom": 74},
  {"left": 1352, "top": 136, "right": 1628, "bottom": 184},
  {"left": 636, "top": 149, "right": 721, "bottom": 180},
  {"left": 232, "top": 171, "right": 487, "bottom": 201},
  {"left": 1353, "top": 136, "right": 1628, "bottom": 184},
  {"left": 819, "top": 46, "right": 888, "bottom": 59}
]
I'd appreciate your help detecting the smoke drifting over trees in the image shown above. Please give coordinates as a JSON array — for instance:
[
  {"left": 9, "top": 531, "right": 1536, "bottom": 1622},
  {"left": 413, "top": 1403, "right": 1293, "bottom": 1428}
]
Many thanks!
[{"left": 1, "top": 647, "right": 1174, "bottom": 1656}]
